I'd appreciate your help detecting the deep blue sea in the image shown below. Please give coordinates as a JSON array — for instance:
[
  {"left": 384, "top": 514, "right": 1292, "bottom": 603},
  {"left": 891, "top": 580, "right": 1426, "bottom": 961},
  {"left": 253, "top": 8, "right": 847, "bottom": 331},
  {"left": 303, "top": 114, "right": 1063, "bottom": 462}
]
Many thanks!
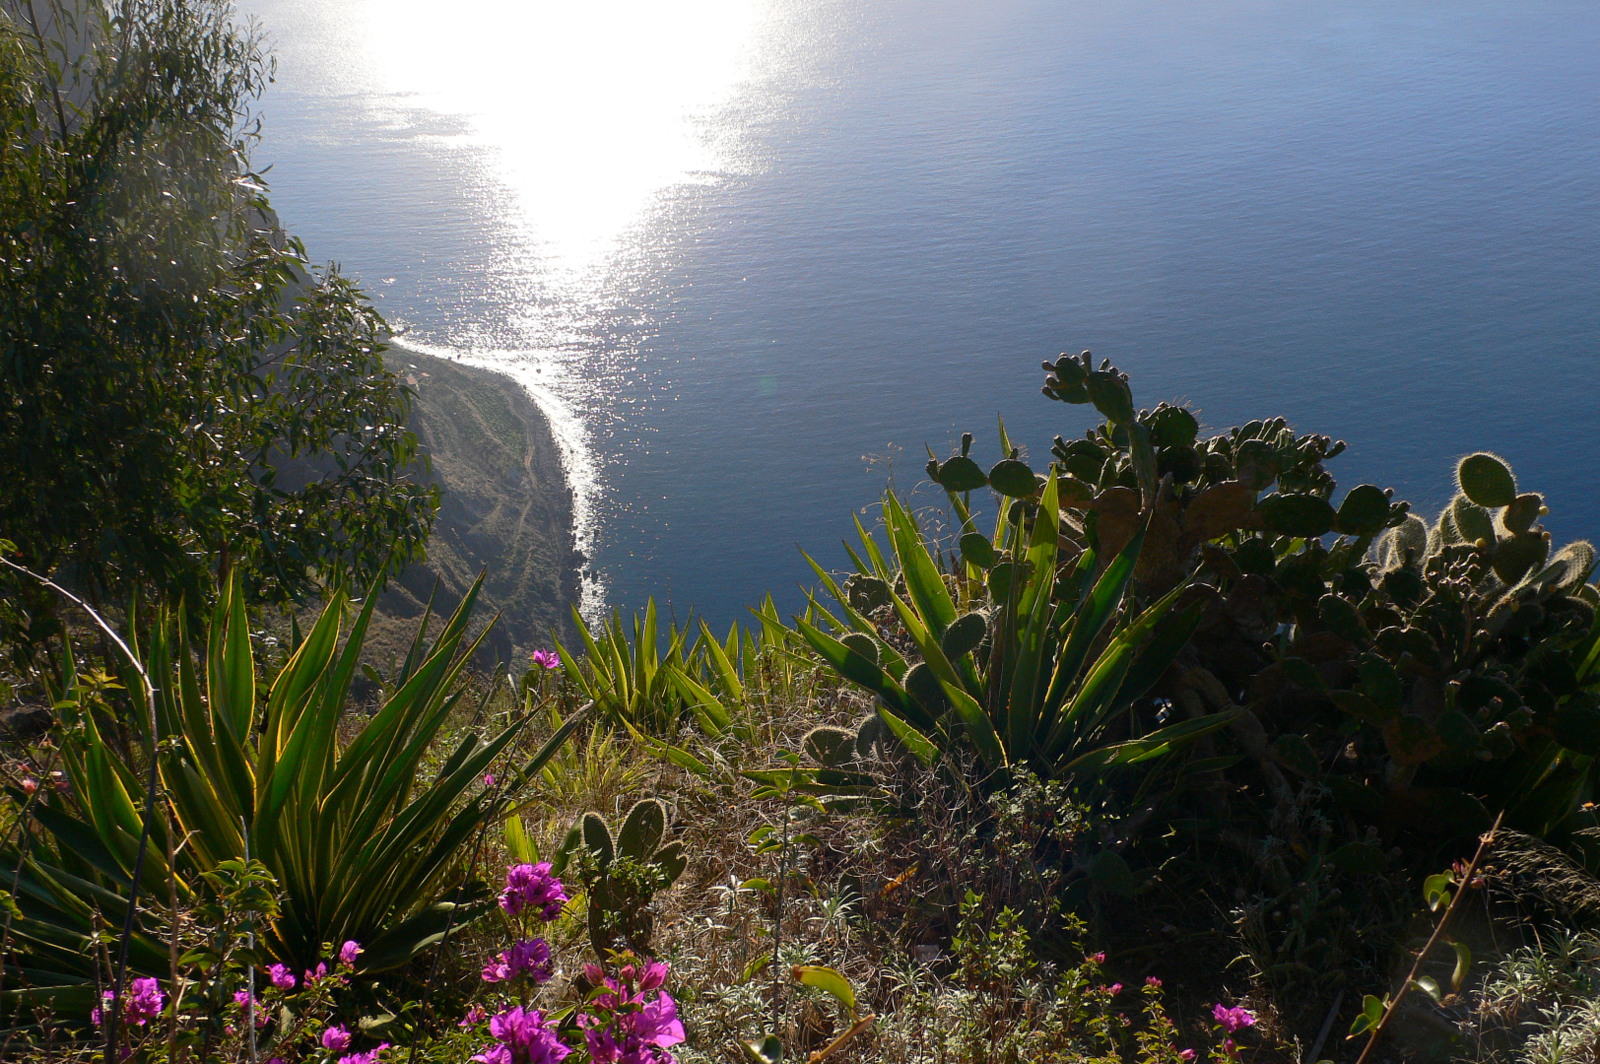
[{"left": 240, "top": 0, "right": 1599, "bottom": 629}]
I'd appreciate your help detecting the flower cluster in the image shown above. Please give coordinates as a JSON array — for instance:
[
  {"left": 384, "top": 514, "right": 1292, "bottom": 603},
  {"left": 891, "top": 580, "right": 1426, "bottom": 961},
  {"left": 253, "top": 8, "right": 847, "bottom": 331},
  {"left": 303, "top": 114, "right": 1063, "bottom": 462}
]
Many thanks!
[
  {"left": 577, "top": 958, "right": 686, "bottom": 1064},
  {"left": 468, "top": 862, "right": 682, "bottom": 1064},
  {"left": 1211, "top": 1002, "right": 1256, "bottom": 1059},
  {"left": 1212, "top": 1003, "right": 1255, "bottom": 1034},
  {"left": 500, "top": 862, "right": 569, "bottom": 921},
  {"left": 91, "top": 977, "right": 165, "bottom": 1027},
  {"left": 483, "top": 938, "right": 554, "bottom": 985},
  {"left": 471, "top": 1006, "right": 570, "bottom": 1064}
]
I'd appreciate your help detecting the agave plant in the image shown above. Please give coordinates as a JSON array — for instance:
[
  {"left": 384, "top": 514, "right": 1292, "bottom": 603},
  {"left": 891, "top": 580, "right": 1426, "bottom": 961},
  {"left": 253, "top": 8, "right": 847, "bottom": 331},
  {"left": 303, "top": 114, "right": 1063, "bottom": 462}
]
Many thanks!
[
  {"left": 559, "top": 600, "right": 698, "bottom": 736},
  {"left": 790, "top": 472, "right": 1234, "bottom": 785},
  {"left": 1, "top": 574, "right": 580, "bottom": 1016}
]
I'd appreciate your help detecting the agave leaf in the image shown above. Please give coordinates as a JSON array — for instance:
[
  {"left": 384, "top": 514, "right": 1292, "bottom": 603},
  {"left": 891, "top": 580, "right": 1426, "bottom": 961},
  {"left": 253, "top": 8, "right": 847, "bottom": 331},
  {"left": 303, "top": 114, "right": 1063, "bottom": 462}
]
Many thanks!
[
  {"left": 663, "top": 664, "right": 732, "bottom": 738},
  {"left": 1065, "top": 711, "right": 1241, "bottom": 773},
  {"left": 1003, "top": 473, "right": 1061, "bottom": 754},
  {"left": 851, "top": 512, "right": 893, "bottom": 578},
  {"left": 795, "top": 617, "right": 926, "bottom": 729},
  {"left": 884, "top": 493, "right": 958, "bottom": 639},
  {"left": 697, "top": 620, "right": 746, "bottom": 703},
  {"left": 207, "top": 572, "right": 256, "bottom": 747}
]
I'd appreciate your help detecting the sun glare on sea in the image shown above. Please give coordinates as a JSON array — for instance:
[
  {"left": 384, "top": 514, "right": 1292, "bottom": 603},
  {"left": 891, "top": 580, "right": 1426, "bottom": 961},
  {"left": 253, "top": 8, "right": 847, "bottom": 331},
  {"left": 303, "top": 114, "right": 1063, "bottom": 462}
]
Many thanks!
[{"left": 363, "top": 0, "right": 767, "bottom": 274}]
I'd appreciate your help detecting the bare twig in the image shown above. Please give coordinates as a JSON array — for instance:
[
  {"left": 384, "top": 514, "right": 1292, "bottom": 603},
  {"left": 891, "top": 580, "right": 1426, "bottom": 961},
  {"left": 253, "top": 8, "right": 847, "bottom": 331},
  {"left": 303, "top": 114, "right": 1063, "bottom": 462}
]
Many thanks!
[{"left": 1352, "top": 811, "right": 1505, "bottom": 1064}]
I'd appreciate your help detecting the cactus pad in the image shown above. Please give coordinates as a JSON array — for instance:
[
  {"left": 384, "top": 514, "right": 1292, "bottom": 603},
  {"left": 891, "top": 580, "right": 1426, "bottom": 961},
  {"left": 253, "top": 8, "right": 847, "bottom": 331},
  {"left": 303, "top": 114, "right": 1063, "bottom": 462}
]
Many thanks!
[
  {"left": 1456, "top": 452, "right": 1517, "bottom": 508},
  {"left": 987, "top": 459, "right": 1038, "bottom": 498}
]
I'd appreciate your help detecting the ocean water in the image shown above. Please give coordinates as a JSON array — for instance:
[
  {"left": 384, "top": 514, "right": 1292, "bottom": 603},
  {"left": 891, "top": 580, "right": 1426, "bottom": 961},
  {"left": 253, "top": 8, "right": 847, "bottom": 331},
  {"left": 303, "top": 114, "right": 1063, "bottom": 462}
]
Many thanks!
[{"left": 239, "top": 0, "right": 1599, "bottom": 629}]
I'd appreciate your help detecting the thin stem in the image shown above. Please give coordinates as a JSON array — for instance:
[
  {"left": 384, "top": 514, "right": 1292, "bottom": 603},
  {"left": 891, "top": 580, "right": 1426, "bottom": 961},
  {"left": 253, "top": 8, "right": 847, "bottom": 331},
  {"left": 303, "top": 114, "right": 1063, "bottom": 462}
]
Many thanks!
[{"left": 1352, "top": 810, "right": 1504, "bottom": 1064}]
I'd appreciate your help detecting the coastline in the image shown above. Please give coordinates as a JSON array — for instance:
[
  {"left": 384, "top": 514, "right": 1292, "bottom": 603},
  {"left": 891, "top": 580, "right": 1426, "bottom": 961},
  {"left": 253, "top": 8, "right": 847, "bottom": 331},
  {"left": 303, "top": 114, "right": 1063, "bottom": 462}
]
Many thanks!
[{"left": 368, "top": 345, "right": 584, "bottom": 665}]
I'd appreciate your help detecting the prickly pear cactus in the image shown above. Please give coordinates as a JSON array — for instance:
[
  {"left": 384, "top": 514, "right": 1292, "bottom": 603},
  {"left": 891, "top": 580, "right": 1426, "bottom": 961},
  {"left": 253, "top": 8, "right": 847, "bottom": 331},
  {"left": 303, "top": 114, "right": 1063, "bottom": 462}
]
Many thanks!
[{"left": 569, "top": 798, "right": 686, "bottom": 958}]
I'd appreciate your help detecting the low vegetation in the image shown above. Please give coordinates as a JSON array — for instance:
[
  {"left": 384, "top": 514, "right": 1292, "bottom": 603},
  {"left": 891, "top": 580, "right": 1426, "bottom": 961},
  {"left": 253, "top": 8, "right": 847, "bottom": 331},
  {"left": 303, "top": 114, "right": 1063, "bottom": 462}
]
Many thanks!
[
  {"left": 4, "top": 4, "right": 1599, "bottom": 1064},
  {"left": 5, "top": 354, "right": 1600, "bottom": 1064}
]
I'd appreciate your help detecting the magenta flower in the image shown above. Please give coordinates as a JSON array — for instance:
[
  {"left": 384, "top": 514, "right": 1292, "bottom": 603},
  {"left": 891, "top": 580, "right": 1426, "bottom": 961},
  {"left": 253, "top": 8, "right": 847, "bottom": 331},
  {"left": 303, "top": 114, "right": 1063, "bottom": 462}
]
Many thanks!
[
  {"left": 579, "top": 958, "right": 685, "bottom": 1064},
  {"left": 339, "top": 940, "right": 363, "bottom": 967},
  {"left": 1145, "top": 976, "right": 1163, "bottom": 988},
  {"left": 304, "top": 961, "right": 330, "bottom": 984},
  {"left": 483, "top": 938, "right": 554, "bottom": 984},
  {"left": 129, "top": 978, "right": 165, "bottom": 1025},
  {"left": 530, "top": 649, "right": 560, "bottom": 670},
  {"left": 638, "top": 960, "right": 669, "bottom": 992},
  {"left": 267, "top": 963, "right": 296, "bottom": 990},
  {"left": 1212, "top": 1003, "right": 1256, "bottom": 1033},
  {"left": 233, "top": 989, "right": 268, "bottom": 1027},
  {"left": 1179, "top": 1051, "right": 1196, "bottom": 1062},
  {"left": 323, "top": 1025, "right": 353, "bottom": 1052},
  {"left": 339, "top": 1043, "right": 390, "bottom": 1064},
  {"left": 473, "top": 1006, "right": 571, "bottom": 1064},
  {"left": 461, "top": 1006, "right": 488, "bottom": 1028},
  {"left": 499, "top": 863, "right": 569, "bottom": 921},
  {"left": 95, "top": 979, "right": 166, "bottom": 1027},
  {"left": 636, "top": 992, "right": 685, "bottom": 1049}
]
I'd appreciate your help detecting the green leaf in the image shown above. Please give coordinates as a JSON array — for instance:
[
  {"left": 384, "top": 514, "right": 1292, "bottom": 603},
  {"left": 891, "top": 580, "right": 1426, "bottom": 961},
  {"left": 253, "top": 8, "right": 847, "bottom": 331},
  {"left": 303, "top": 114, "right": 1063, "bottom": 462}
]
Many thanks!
[
  {"left": 504, "top": 815, "right": 538, "bottom": 866},
  {"left": 959, "top": 532, "right": 997, "bottom": 570},
  {"left": 1348, "top": 994, "right": 1387, "bottom": 1038},
  {"left": 1423, "top": 872, "right": 1455, "bottom": 912},
  {"left": 1329, "top": 842, "right": 1387, "bottom": 876},
  {"left": 617, "top": 799, "right": 667, "bottom": 861},
  {"left": 873, "top": 708, "right": 940, "bottom": 766},
  {"left": 1087, "top": 850, "right": 1136, "bottom": 896},
  {"left": 884, "top": 492, "right": 958, "bottom": 638},
  {"left": 1451, "top": 940, "right": 1472, "bottom": 992},
  {"left": 793, "top": 965, "right": 858, "bottom": 1019},
  {"left": 1336, "top": 484, "right": 1393, "bottom": 536}
]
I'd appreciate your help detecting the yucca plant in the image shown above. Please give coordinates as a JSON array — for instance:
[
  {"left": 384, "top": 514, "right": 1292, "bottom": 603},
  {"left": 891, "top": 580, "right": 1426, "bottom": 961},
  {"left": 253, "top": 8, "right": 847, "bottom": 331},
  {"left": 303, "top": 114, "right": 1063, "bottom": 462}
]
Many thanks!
[
  {"left": 1, "top": 574, "right": 580, "bottom": 1016},
  {"left": 790, "top": 472, "right": 1234, "bottom": 785}
]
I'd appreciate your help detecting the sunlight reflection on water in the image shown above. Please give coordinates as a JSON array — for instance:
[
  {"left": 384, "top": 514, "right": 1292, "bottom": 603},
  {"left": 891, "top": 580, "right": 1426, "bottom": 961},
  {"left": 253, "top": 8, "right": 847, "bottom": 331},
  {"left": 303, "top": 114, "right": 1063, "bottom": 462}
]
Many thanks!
[
  {"left": 246, "top": 0, "right": 789, "bottom": 617},
  {"left": 243, "top": 0, "right": 1600, "bottom": 628}
]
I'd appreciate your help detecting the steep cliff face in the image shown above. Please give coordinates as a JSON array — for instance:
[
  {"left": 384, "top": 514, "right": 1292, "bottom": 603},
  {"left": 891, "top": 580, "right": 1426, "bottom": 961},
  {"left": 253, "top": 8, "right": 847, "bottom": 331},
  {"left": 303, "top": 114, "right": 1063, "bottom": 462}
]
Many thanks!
[{"left": 367, "top": 348, "right": 580, "bottom": 666}]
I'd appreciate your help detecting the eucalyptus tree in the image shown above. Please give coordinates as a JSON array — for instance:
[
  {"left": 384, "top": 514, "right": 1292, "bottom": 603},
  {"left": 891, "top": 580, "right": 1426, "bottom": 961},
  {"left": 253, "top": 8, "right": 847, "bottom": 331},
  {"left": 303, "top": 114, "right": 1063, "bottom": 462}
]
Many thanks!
[{"left": 0, "top": 0, "right": 436, "bottom": 649}]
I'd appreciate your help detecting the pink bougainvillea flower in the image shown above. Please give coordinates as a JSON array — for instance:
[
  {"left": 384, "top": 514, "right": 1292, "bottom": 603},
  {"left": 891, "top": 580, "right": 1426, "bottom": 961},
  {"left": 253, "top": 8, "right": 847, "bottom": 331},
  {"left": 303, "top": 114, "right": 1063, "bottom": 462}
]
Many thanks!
[
  {"left": 125, "top": 978, "right": 165, "bottom": 1025},
  {"left": 322, "top": 1025, "right": 352, "bottom": 1052},
  {"left": 473, "top": 1006, "right": 570, "bottom": 1064},
  {"left": 339, "top": 1043, "right": 391, "bottom": 1064},
  {"left": 1212, "top": 1003, "right": 1256, "bottom": 1033},
  {"left": 499, "top": 863, "right": 568, "bottom": 921}
]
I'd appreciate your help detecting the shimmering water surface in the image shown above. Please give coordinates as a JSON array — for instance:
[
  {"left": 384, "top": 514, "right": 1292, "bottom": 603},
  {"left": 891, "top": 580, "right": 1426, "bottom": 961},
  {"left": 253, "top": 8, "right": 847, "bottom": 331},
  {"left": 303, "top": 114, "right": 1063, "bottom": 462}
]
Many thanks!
[{"left": 240, "top": 0, "right": 1599, "bottom": 627}]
